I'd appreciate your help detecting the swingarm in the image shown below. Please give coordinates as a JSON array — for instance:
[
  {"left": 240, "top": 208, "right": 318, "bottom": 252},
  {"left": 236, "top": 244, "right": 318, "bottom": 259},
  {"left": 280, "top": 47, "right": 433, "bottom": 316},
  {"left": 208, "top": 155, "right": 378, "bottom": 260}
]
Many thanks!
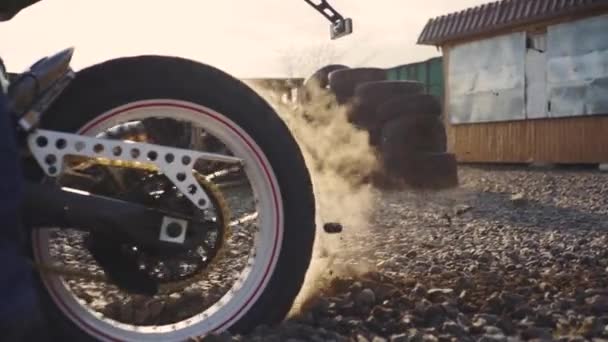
[{"left": 23, "top": 129, "right": 242, "bottom": 251}]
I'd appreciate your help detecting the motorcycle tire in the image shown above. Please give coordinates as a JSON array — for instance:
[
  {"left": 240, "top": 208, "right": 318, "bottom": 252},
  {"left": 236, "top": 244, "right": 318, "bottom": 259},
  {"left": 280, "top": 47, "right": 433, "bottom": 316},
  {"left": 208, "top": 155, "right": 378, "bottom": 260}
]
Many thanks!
[{"left": 31, "top": 55, "right": 316, "bottom": 341}]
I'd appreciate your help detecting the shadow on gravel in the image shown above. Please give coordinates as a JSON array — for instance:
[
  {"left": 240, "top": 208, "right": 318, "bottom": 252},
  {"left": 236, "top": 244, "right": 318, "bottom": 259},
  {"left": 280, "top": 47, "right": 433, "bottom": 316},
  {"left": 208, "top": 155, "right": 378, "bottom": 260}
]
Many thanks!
[{"left": 465, "top": 191, "right": 608, "bottom": 232}]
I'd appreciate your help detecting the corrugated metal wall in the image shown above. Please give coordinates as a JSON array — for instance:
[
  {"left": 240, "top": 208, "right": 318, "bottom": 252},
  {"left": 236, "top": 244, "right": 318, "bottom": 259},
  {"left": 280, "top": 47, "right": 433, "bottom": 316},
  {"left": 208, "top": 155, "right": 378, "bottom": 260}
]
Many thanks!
[
  {"left": 447, "top": 116, "right": 608, "bottom": 163},
  {"left": 386, "top": 57, "right": 444, "bottom": 101}
]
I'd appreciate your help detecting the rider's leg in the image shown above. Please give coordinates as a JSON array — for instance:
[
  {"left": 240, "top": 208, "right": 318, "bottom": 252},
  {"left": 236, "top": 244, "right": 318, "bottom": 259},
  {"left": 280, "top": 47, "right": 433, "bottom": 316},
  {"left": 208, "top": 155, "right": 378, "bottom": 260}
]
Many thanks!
[{"left": 0, "top": 82, "right": 51, "bottom": 340}]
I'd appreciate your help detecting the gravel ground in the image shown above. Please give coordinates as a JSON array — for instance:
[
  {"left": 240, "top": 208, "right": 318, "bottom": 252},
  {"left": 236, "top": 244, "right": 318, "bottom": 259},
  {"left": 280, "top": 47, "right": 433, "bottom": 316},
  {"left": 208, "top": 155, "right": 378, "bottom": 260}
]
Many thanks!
[
  {"left": 44, "top": 164, "right": 608, "bottom": 341},
  {"left": 208, "top": 164, "right": 608, "bottom": 342}
]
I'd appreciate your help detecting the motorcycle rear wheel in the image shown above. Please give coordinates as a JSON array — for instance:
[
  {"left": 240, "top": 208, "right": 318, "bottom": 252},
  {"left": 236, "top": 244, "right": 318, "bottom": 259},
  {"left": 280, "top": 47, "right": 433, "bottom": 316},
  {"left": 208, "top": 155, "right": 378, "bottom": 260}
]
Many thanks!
[{"left": 31, "top": 55, "right": 316, "bottom": 341}]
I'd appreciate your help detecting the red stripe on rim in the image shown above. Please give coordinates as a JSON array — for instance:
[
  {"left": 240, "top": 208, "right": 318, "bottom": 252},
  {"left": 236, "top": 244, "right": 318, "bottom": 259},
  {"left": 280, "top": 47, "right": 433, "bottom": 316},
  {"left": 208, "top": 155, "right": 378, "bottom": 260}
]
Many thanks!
[{"left": 33, "top": 101, "right": 282, "bottom": 341}]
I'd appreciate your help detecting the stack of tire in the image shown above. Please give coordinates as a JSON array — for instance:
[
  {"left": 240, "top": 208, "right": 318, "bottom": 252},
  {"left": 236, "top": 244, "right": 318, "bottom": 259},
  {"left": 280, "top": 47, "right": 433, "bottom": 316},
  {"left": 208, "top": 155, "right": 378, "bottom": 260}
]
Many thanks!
[{"left": 303, "top": 65, "right": 459, "bottom": 190}]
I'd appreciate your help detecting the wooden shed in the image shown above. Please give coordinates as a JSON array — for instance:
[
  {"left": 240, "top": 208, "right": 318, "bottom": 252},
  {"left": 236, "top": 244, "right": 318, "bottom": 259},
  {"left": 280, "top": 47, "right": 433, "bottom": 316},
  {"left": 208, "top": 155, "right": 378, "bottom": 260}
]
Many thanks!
[{"left": 418, "top": 0, "right": 608, "bottom": 164}]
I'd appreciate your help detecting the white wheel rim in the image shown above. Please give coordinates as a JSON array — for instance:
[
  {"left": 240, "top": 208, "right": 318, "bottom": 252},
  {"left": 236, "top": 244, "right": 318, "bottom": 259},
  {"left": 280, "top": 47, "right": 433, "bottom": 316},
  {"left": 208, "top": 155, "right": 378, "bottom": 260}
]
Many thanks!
[{"left": 32, "top": 99, "right": 284, "bottom": 341}]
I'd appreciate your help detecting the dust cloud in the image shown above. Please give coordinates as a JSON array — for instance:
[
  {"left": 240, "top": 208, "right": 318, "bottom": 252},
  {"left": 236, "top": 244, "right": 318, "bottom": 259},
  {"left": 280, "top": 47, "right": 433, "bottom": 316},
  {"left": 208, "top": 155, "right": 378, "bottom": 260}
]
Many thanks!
[{"left": 245, "top": 80, "right": 380, "bottom": 313}]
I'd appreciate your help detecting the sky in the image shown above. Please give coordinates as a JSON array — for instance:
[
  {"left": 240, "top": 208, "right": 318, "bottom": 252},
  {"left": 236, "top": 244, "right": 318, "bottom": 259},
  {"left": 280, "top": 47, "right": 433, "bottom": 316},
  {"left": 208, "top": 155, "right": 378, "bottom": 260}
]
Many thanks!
[{"left": 0, "top": 0, "right": 488, "bottom": 78}]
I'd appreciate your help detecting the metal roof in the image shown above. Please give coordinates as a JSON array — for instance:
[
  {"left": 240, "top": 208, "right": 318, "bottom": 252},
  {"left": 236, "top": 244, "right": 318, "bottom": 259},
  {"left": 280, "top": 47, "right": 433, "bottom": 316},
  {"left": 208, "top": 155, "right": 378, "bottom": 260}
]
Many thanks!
[{"left": 417, "top": 0, "right": 608, "bottom": 46}]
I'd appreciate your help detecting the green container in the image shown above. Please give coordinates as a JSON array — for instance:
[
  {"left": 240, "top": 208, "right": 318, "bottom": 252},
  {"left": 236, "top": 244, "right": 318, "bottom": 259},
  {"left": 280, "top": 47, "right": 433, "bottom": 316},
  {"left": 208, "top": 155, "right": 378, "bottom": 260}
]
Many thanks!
[{"left": 386, "top": 56, "right": 444, "bottom": 103}]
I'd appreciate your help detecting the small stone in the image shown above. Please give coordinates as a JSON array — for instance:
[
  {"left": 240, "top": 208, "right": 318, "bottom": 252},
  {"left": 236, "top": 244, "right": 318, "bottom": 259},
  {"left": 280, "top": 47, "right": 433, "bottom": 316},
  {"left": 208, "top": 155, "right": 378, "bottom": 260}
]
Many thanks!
[
  {"left": 399, "top": 314, "right": 416, "bottom": 329},
  {"left": 477, "top": 251, "right": 493, "bottom": 264},
  {"left": 356, "top": 288, "right": 376, "bottom": 308},
  {"left": 460, "top": 303, "right": 479, "bottom": 314},
  {"left": 586, "top": 295, "right": 608, "bottom": 314},
  {"left": 406, "top": 250, "right": 418, "bottom": 258},
  {"left": 500, "top": 291, "right": 525, "bottom": 309},
  {"left": 457, "top": 313, "right": 471, "bottom": 327},
  {"left": 424, "top": 304, "right": 447, "bottom": 326},
  {"left": 478, "top": 334, "right": 507, "bottom": 342},
  {"left": 510, "top": 193, "right": 526, "bottom": 206},
  {"left": 371, "top": 337, "right": 387, "bottom": 342},
  {"left": 429, "top": 265, "right": 443, "bottom": 275},
  {"left": 470, "top": 317, "right": 487, "bottom": 334},
  {"left": 428, "top": 288, "right": 455, "bottom": 296},
  {"left": 375, "top": 284, "right": 399, "bottom": 302},
  {"left": 414, "top": 298, "right": 432, "bottom": 313},
  {"left": 454, "top": 205, "right": 473, "bottom": 215},
  {"left": 323, "top": 222, "right": 343, "bottom": 233},
  {"left": 415, "top": 262, "right": 431, "bottom": 270},
  {"left": 335, "top": 294, "right": 355, "bottom": 310},
  {"left": 474, "top": 314, "right": 499, "bottom": 325},
  {"left": 408, "top": 329, "right": 424, "bottom": 342},
  {"left": 484, "top": 326, "right": 504, "bottom": 335},
  {"left": 389, "top": 333, "right": 408, "bottom": 342},
  {"left": 442, "top": 320, "right": 467, "bottom": 337},
  {"left": 100, "top": 301, "right": 120, "bottom": 318},
  {"left": 580, "top": 255, "right": 595, "bottom": 266},
  {"left": 536, "top": 282, "right": 551, "bottom": 293},
  {"left": 441, "top": 302, "right": 460, "bottom": 319},
  {"left": 350, "top": 281, "right": 363, "bottom": 292},
  {"left": 454, "top": 277, "right": 473, "bottom": 290},
  {"left": 497, "top": 318, "right": 516, "bottom": 336},
  {"left": 413, "top": 283, "right": 428, "bottom": 297},
  {"left": 427, "top": 289, "right": 455, "bottom": 303},
  {"left": 356, "top": 335, "right": 370, "bottom": 342},
  {"left": 422, "top": 334, "right": 438, "bottom": 342},
  {"left": 371, "top": 305, "right": 396, "bottom": 320},
  {"left": 520, "top": 327, "right": 552, "bottom": 340},
  {"left": 511, "top": 304, "right": 533, "bottom": 320},
  {"left": 483, "top": 292, "right": 504, "bottom": 314}
]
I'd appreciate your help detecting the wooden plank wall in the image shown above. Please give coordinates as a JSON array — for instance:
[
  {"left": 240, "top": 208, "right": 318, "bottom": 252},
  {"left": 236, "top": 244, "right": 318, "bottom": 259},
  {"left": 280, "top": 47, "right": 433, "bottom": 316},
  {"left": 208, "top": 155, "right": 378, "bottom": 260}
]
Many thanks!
[{"left": 446, "top": 116, "right": 608, "bottom": 163}]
